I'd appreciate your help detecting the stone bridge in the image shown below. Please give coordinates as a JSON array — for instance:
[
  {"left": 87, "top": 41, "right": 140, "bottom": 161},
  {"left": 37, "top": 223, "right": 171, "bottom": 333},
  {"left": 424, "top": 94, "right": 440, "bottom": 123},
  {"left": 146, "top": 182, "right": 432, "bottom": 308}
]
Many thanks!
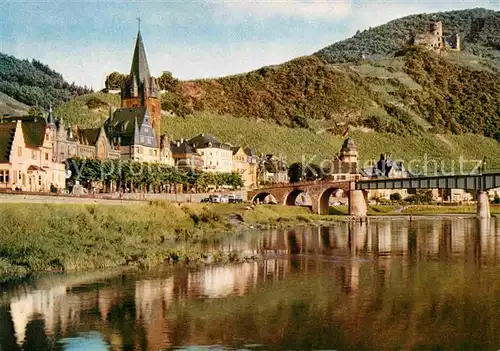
[
  {"left": 250, "top": 172, "right": 500, "bottom": 218},
  {"left": 248, "top": 180, "right": 367, "bottom": 217}
]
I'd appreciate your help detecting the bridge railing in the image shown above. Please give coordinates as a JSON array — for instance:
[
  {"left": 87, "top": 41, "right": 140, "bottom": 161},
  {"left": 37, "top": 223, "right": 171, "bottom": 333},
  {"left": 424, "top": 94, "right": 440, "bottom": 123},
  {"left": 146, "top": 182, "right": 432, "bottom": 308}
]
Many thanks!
[{"left": 254, "top": 179, "right": 353, "bottom": 190}]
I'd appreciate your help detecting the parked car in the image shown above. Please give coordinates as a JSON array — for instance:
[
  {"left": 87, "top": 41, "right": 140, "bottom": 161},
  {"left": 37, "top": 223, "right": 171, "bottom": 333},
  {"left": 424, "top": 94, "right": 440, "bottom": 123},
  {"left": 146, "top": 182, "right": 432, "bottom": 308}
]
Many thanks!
[
  {"left": 228, "top": 195, "right": 243, "bottom": 203},
  {"left": 209, "top": 195, "right": 221, "bottom": 203}
]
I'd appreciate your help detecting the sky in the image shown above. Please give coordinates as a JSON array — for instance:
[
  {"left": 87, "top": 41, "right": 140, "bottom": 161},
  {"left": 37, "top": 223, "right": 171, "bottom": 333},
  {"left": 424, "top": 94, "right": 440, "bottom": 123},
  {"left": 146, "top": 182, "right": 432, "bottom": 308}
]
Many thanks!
[{"left": 1, "top": 0, "right": 498, "bottom": 90}]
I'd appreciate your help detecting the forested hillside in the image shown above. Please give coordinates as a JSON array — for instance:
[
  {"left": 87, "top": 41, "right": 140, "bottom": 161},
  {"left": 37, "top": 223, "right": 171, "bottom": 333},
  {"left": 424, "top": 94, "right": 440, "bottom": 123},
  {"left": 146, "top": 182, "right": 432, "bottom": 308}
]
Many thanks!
[
  {"left": 156, "top": 47, "right": 499, "bottom": 138},
  {"left": 0, "top": 53, "right": 92, "bottom": 110},
  {"left": 316, "top": 8, "right": 500, "bottom": 63},
  {"left": 2, "top": 7, "right": 499, "bottom": 164}
]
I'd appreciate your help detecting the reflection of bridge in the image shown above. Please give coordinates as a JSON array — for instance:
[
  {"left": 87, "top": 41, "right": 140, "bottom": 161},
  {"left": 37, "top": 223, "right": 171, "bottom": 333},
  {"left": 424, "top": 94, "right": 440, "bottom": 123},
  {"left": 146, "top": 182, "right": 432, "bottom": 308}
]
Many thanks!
[{"left": 249, "top": 173, "right": 500, "bottom": 218}]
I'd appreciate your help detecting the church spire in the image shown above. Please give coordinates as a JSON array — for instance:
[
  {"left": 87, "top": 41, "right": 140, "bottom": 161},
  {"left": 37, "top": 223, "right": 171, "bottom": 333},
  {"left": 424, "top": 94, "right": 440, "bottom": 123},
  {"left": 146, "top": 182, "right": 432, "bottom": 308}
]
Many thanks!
[
  {"left": 122, "top": 29, "right": 157, "bottom": 101},
  {"left": 47, "top": 103, "right": 55, "bottom": 126},
  {"left": 129, "top": 30, "right": 151, "bottom": 88}
]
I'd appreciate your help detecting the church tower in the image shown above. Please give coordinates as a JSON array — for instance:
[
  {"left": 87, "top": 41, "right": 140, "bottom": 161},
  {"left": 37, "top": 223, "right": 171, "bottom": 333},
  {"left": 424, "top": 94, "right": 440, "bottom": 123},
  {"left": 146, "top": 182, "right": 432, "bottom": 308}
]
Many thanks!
[{"left": 121, "top": 29, "right": 161, "bottom": 145}]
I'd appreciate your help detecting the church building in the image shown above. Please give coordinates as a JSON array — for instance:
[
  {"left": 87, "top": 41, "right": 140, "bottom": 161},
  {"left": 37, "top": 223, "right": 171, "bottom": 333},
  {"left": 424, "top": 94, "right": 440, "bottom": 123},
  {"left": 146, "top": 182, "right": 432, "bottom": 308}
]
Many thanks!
[{"left": 105, "top": 29, "right": 173, "bottom": 165}]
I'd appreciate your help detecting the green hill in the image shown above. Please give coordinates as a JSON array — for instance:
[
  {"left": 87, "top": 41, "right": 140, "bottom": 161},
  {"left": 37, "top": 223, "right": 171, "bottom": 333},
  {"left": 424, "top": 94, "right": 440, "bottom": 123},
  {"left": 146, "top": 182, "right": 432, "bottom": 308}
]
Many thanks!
[
  {"left": 0, "top": 91, "right": 30, "bottom": 117},
  {"left": 11, "top": 7, "right": 500, "bottom": 171},
  {"left": 0, "top": 53, "right": 93, "bottom": 109}
]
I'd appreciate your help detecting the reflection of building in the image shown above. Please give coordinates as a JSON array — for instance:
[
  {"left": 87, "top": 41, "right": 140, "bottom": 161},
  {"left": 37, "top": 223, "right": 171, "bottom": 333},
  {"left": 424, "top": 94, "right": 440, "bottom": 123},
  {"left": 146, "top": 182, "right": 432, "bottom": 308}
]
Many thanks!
[{"left": 6, "top": 219, "right": 500, "bottom": 350}]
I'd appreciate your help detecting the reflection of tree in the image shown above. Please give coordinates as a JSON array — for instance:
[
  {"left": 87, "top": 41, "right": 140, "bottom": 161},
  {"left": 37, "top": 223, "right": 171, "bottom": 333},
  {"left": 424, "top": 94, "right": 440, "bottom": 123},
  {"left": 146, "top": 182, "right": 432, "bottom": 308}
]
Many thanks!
[
  {"left": 0, "top": 306, "right": 20, "bottom": 351},
  {"left": 287, "top": 231, "right": 300, "bottom": 255},
  {"left": 22, "top": 315, "right": 53, "bottom": 351}
]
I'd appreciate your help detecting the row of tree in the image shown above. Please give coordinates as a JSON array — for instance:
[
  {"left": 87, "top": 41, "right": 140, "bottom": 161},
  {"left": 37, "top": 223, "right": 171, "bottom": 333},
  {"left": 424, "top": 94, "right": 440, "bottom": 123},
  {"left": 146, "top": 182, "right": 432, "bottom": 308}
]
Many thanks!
[
  {"left": 66, "top": 157, "right": 243, "bottom": 193},
  {"left": 104, "top": 71, "right": 179, "bottom": 92}
]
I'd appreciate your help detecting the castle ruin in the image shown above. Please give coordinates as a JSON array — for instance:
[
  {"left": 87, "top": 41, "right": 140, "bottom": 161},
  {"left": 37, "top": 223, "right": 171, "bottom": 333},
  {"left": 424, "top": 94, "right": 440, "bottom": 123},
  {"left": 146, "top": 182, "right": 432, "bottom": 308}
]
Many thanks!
[{"left": 414, "top": 21, "right": 460, "bottom": 52}]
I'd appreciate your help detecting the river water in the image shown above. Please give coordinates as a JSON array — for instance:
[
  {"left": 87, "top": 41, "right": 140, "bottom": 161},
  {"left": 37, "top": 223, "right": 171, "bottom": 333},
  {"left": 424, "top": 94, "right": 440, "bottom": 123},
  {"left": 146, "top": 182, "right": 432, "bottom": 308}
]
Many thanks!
[{"left": 1, "top": 217, "right": 500, "bottom": 350}]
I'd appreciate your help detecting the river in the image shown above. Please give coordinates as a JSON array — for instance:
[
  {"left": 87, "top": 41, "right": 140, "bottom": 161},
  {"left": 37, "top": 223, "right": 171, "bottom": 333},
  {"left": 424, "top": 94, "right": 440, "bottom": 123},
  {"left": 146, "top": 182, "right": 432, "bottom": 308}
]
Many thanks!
[{"left": 1, "top": 217, "right": 500, "bottom": 350}]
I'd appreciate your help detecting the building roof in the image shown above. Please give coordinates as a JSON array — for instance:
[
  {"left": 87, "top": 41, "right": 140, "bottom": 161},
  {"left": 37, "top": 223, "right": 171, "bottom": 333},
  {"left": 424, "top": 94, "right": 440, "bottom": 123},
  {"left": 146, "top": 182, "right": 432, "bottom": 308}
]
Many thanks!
[
  {"left": 107, "top": 107, "right": 147, "bottom": 135},
  {"left": 244, "top": 148, "right": 256, "bottom": 157},
  {"left": 341, "top": 138, "right": 357, "bottom": 152},
  {"left": 27, "top": 165, "right": 46, "bottom": 172},
  {"left": 129, "top": 31, "right": 151, "bottom": 85},
  {"left": 0, "top": 116, "right": 47, "bottom": 150},
  {"left": 363, "top": 154, "right": 413, "bottom": 178},
  {"left": 188, "top": 133, "right": 230, "bottom": 149},
  {"left": 0, "top": 122, "right": 16, "bottom": 163},
  {"left": 170, "top": 140, "right": 198, "bottom": 155},
  {"left": 231, "top": 146, "right": 257, "bottom": 157},
  {"left": 21, "top": 118, "right": 46, "bottom": 148},
  {"left": 122, "top": 31, "right": 157, "bottom": 99},
  {"left": 77, "top": 128, "right": 101, "bottom": 146}
]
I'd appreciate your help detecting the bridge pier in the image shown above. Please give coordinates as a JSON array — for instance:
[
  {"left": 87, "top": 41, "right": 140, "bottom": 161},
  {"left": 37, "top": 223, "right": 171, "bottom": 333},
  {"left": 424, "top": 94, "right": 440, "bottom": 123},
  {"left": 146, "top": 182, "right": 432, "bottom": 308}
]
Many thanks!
[
  {"left": 349, "top": 190, "right": 367, "bottom": 218},
  {"left": 477, "top": 191, "right": 490, "bottom": 219}
]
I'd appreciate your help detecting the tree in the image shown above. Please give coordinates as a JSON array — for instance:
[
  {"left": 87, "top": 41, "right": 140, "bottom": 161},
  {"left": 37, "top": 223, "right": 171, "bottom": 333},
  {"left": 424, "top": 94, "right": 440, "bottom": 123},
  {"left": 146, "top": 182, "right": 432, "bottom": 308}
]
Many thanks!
[
  {"left": 288, "top": 162, "right": 303, "bottom": 183},
  {"left": 157, "top": 71, "right": 178, "bottom": 91},
  {"left": 105, "top": 72, "right": 127, "bottom": 90},
  {"left": 28, "top": 106, "right": 44, "bottom": 118},
  {"left": 303, "top": 163, "right": 321, "bottom": 181},
  {"left": 390, "top": 193, "right": 402, "bottom": 202}
]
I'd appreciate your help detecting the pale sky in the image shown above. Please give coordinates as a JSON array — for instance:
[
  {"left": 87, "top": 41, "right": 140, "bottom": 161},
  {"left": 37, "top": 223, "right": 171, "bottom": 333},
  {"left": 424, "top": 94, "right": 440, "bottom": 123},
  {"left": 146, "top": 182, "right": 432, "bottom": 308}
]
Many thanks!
[{"left": 1, "top": 0, "right": 498, "bottom": 90}]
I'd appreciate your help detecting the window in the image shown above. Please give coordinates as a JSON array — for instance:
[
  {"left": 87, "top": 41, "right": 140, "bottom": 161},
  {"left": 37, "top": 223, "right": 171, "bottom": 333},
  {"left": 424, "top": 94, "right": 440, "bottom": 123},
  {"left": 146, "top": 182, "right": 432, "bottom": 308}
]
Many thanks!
[
  {"left": 0, "top": 170, "right": 9, "bottom": 183},
  {"left": 45, "top": 153, "right": 49, "bottom": 161},
  {"left": 17, "top": 147, "right": 22, "bottom": 157},
  {"left": 140, "top": 136, "right": 144, "bottom": 143},
  {"left": 32, "top": 151, "right": 37, "bottom": 160}
]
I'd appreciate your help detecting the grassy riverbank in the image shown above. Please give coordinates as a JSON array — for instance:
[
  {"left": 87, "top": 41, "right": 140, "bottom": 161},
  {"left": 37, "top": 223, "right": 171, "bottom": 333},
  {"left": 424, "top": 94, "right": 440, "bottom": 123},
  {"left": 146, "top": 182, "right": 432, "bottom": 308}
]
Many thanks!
[
  {"left": 0, "top": 202, "right": 336, "bottom": 283},
  {"left": 0, "top": 201, "right": 493, "bottom": 283}
]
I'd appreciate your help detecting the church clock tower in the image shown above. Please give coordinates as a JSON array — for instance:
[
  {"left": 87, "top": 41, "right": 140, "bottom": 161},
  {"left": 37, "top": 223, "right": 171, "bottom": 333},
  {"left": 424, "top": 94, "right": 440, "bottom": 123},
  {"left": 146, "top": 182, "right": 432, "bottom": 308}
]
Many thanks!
[{"left": 121, "top": 29, "right": 161, "bottom": 145}]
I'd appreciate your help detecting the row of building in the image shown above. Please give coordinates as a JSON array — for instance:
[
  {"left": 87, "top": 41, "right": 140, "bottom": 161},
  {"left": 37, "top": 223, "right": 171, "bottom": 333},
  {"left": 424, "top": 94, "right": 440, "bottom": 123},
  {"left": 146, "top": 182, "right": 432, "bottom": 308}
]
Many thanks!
[
  {"left": 0, "top": 29, "right": 264, "bottom": 192},
  {"left": 0, "top": 112, "right": 261, "bottom": 191}
]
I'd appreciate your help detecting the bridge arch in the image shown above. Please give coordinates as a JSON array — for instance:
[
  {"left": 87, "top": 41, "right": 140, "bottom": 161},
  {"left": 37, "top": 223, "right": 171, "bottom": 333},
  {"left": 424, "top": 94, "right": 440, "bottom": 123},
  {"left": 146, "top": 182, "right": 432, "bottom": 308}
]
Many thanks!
[
  {"left": 251, "top": 192, "right": 277, "bottom": 204},
  {"left": 316, "top": 187, "right": 342, "bottom": 215},
  {"left": 284, "top": 189, "right": 304, "bottom": 206}
]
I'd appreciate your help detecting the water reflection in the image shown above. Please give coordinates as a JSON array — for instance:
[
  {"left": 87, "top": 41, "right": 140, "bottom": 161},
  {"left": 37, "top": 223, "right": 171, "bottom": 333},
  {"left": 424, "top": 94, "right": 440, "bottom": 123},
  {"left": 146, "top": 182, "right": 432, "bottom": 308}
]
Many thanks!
[{"left": 1, "top": 218, "right": 500, "bottom": 350}]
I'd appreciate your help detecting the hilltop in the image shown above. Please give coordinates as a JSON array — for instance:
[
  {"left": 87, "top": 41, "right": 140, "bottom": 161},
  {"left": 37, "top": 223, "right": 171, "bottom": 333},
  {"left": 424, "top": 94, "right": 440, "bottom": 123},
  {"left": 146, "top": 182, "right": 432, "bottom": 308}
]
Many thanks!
[{"left": 316, "top": 8, "right": 500, "bottom": 64}]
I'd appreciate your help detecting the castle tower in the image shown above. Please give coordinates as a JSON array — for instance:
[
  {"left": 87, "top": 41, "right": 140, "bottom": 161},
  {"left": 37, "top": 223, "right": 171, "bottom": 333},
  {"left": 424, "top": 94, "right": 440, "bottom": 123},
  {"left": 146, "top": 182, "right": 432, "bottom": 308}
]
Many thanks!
[
  {"left": 455, "top": 33, "right": 461, "bottom": 51},
  {"left": 121, "top": 30, "right": 161, "bottom": 145},
  {"left": 339, "top": 138, "right": 358, "bottom": 164},
  {"left": 429, "top": 21, "right": 444, "bottom": 49}
]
